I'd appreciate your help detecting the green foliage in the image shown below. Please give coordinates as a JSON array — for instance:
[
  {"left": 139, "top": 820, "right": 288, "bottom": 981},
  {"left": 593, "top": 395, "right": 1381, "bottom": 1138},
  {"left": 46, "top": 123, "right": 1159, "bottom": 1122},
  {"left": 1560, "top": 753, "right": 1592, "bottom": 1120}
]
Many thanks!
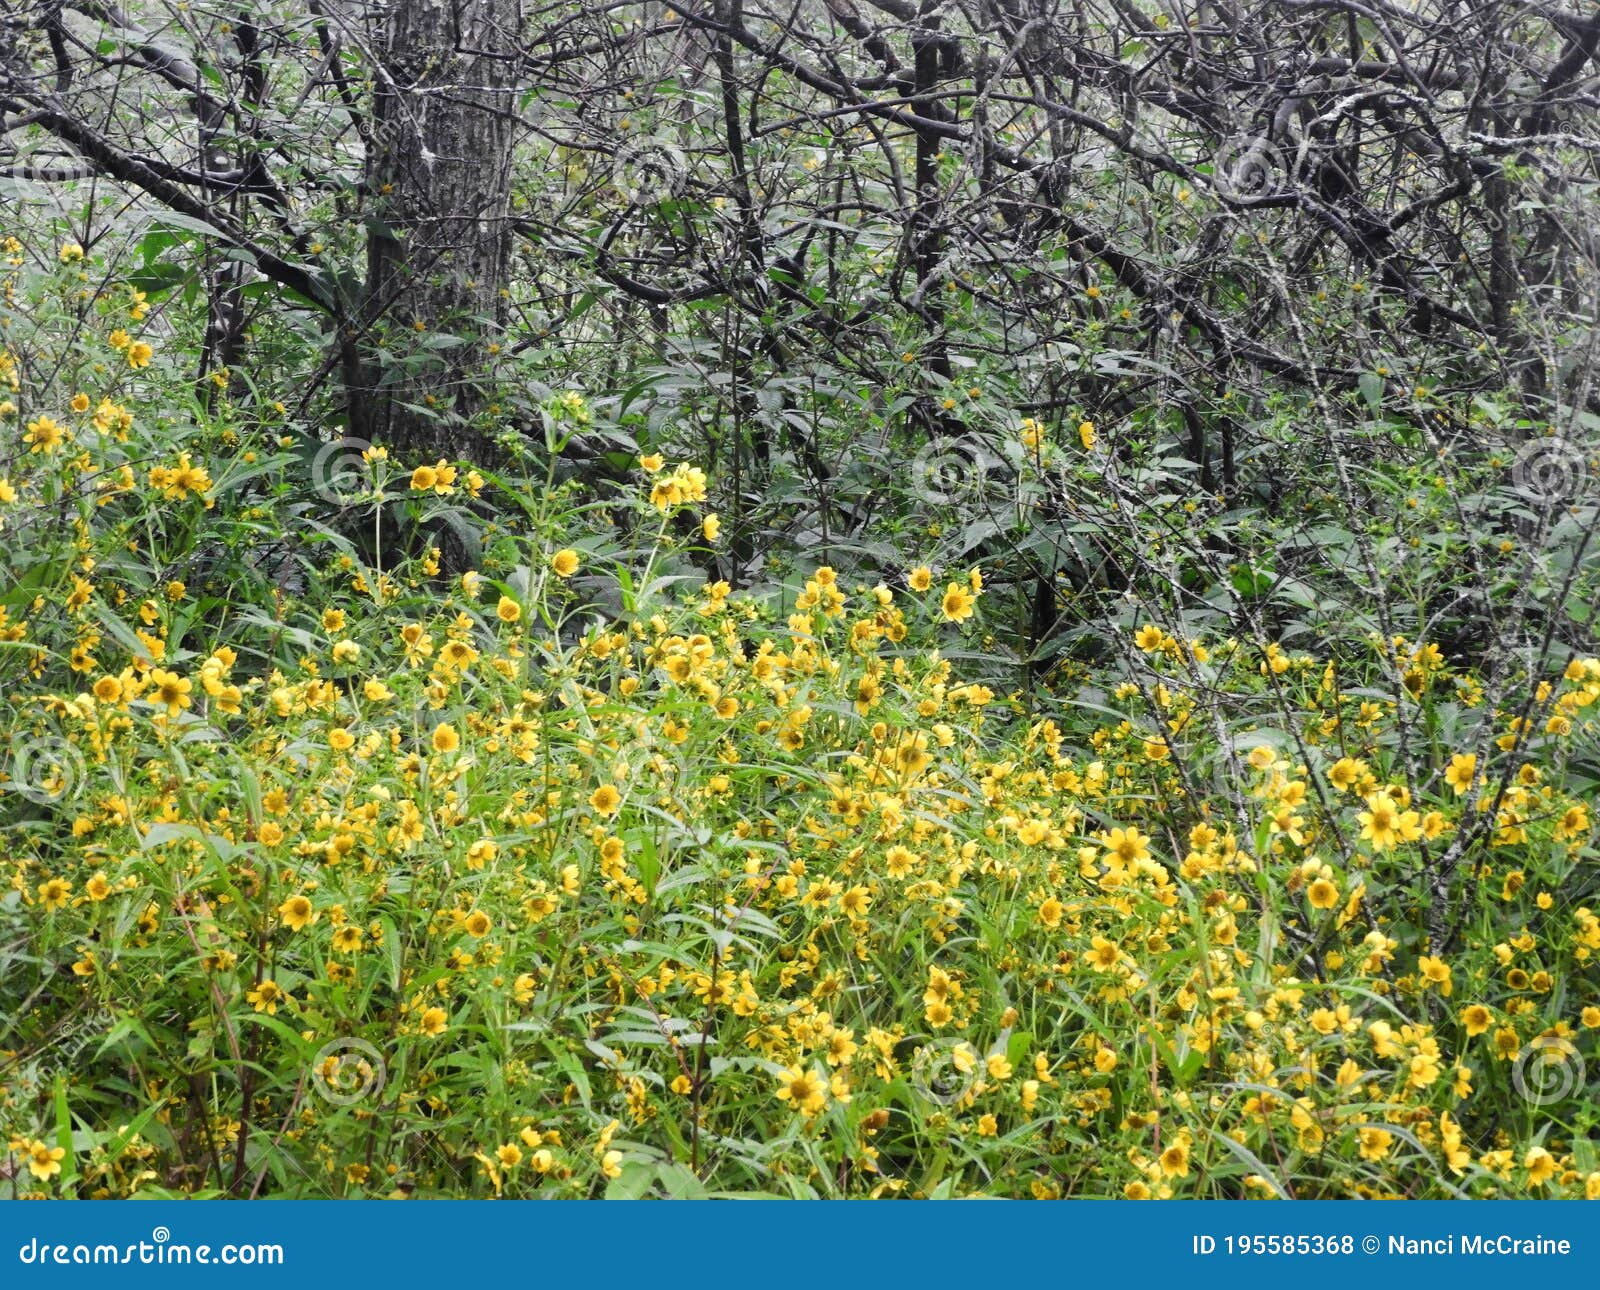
[{"left": 2, "top": 238, "right": 1600, "bottom": 1200}]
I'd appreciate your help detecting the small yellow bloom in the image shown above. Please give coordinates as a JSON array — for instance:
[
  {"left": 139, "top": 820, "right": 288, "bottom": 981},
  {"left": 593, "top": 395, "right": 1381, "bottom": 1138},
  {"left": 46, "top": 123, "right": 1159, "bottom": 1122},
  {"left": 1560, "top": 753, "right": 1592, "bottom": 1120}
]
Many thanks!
[
  {"left": 1158, "top": 1140, "right": 1189, "bottom": 1178},
  {"left": 38, "top": 877, "right": 72, "bottom": 912},
  {"left": 246, "top": 980, "right": 288, "bottom": 1014},
  {"left": 1444, "top": 753, "right": 1476, "bottom": 796},
  {"left": 1306, "top": 878, "right": 1339, "bottom": 910},
  {"left": 26, "top": 1140, "right": 67, "bottom": 1180},
  {"left": 941, "top": 582, "right": 976, "bottom": 622},
  {"left": 774, "top": 1065, "right": 828, "bottom": 1116},
  {"left": 277, "top": 894, "right": 316, "bottom": 931}
]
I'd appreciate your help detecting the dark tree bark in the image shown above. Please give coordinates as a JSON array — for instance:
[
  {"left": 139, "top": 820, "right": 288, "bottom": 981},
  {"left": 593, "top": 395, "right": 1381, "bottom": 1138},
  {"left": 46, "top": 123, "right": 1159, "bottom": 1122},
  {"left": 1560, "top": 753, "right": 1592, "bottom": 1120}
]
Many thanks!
[{"left": 345, "top": 0, "right": 522, "bottom": 465}]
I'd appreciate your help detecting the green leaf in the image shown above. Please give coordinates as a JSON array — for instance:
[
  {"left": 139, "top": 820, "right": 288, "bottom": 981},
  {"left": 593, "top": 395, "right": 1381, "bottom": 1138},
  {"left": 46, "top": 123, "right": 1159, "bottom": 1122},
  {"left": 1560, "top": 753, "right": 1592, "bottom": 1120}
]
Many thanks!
[
  {"left": 605, "top": 1161, "right": 655, "bottom": 1199},
  {"left": 1358, "top": 371, "right": 1384, "bottom": 414},
  {"left": 54, "top": 1075, "right": 77, "bottom": 1186}
]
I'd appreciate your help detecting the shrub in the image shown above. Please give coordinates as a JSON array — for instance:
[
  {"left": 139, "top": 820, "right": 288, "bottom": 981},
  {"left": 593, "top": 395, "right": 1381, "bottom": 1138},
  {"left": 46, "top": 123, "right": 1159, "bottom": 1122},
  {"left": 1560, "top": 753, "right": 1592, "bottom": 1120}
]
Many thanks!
[{"left": 3, "top": 245, "right": 1599, "bottom": 1201}]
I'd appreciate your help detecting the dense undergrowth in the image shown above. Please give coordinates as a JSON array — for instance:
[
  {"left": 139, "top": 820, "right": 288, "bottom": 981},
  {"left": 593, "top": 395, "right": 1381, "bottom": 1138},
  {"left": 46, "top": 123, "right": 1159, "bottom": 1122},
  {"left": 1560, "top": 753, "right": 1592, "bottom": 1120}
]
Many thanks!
[{"left": 4, "top": 242, "right": 1600, "bottom": 1200}]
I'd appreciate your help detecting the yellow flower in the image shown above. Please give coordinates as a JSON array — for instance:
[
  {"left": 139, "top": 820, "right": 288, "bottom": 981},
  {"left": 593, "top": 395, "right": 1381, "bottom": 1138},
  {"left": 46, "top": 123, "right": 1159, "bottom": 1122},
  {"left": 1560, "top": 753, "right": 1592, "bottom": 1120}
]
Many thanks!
[
  {"left": 589, "top": 784, "right": 622, "bottom": 816},
  {"left": 430, "top": 723, "right": 460, "bottom": 754},
  {"left": 1087, "top": 936, "right": 1121, "bottom": 970},
  {"left": 495, "top": 596, "right": 521, "bottom": 623},
  {"left": 1525, "top": 1146, "right": 1557, "bottom": 1186},
  {"left": 640, "top": 453, "right": 665, "bottom": 473},
  {"left": 408, "top": 461, "right": 456, "bottom": 494},
  {"left": 1158, "top": 1140, "right": 1189, "bottom": 1178},
  {"left": 38, "top": 877, "right": 72, "bottom": 911},
  {"left": 1444, "top": 753, "right": 1476, "bottom": 796},
  {"left": 59, "top": 242, "right": 84, "bottom": 263},
  {"left": 149, "top": 668, "right": 193, "bottom": 715},
  {"left": 1359, "top": 791, "right": 1422, "bottom": 851},
  {"left": 1417, "top": 955, "right": 1453, "bottom": 996},
  {"left": 278, "top": 895, "right": 316, "bottom": 931},
  {"left": 1461, "top": 1004, "right": 1492, "bottom": 1036},
  {"left": 26, "top": 1140, "right": 66, "bottom": 1180},
  {"left": 1102, "top": 826, "right": 1151, "bottom": 867},
  {"left": 23, "top": 415, "right": 65, "bottom": 454},
  {"left": 419, "top": 1006, "right": 448, "bottom": 1036},
  {"left": 775, "top": 1065, "right": 828, "bottom": 1116},
  {"left": 127, "top": 341, "right": 153, "bottom": 369},
  {"left": 246, "top": 980, "right": 288, "bottom": 1014},
  {"left": 1328, "top": 757, "right": 1364, "bottom": 791},
  {"left": 1306, "top": 878, "right": 1339, "bottom": 910},
  {"left": 941, "top": 582, "right": 976, "bottom": 622},
  {"left": 908, "top": 566, "right": 933, "bottom": 592},
  {"left": 551, "top": 549, "right": 580, "bottom": 578},
  {"left": 148, "top": 452, "right": 213, "bottom": 502},
  {"left": 1078, "top": 420, "right": 1097, "bottom": 450}
]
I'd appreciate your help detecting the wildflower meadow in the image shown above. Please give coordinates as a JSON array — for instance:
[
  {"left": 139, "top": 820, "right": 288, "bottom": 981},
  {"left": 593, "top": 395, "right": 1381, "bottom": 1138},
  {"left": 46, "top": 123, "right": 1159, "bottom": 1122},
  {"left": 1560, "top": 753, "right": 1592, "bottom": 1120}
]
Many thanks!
[{"left": 3, "top": 0, "right": 1599, "bottom": 1204}]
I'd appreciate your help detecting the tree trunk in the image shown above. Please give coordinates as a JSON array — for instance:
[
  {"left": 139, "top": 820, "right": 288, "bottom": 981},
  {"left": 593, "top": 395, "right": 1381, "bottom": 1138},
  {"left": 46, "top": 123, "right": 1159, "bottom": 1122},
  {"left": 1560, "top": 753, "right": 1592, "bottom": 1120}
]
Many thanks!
[{"left": 348, "top": 0, "right": 521, "bottom": 466}]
